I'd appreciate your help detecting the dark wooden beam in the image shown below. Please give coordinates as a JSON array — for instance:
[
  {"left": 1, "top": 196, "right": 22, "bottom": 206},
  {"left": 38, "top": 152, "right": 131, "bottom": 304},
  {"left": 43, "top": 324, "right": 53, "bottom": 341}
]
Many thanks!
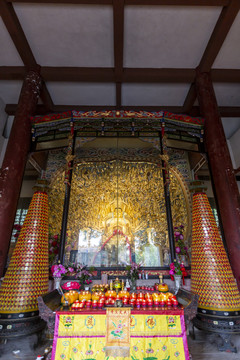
[
  {"left": 218, "top": 106, "right": 240, "bottom": 117},
  {"left": 113, "top": 0, "right": 124, "bottom": 79},
  {"left": 8, "top": 0, "right": 113, "bottom": 3},
  {"left": 2, "top": 66, "right": 240, "bottom": 83},
  {"left": 182, "top": 0, "right": 240, "bottom": 113},
  {"left": 0, "top": 2, "right": 54, "bottom": 111},
  {"left": 3, "top": 66, "right": 240, "bottom": 83},
  {"left": 7, "top": 0, "right": 229, "bottom": 5},
  {"left": 211, "top": 69, "right": 240, "bottom": 82},
  {"left": 0, "top": 1, "right": 36, "bottom": 67},
  {"left": 199, "top": 0, "right": 240, "bottom": 72},
  {"left": 123, "top": 68, "right": 195, "bottom": 83},
  {"left": 0, "top": 66, "right": 27, "bottom": 80},
  {"left": 41, "top": 67, "right": 115, "bottom": 82},
  {"left": 113, "top": 0, "right": 124, "bottom": 108},
  {"left": 125, "top": 0, "right": 228, "bottom": 4}
]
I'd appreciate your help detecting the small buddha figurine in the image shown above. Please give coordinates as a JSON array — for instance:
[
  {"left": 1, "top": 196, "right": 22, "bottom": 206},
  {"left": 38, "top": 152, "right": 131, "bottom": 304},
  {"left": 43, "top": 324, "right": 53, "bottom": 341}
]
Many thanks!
[{"left": 113, "top": 277, "right": 121, "bottom": 293}]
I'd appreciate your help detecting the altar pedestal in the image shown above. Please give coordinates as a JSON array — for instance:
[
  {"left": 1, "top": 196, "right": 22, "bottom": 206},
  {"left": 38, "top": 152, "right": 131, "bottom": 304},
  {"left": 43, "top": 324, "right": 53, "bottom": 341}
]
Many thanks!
[{"left": 51, "top": 308, "right": 190, "bottom": 360}]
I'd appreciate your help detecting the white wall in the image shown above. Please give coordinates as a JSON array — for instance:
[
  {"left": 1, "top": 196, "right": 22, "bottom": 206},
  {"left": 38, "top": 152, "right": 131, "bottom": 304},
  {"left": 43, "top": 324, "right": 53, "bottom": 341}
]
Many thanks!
[
  {"left": 228, "top": 127, "right": 240, "bottom": 169},
  {"left": 19, "top": 180, "right": 36, "bottom": 198}
]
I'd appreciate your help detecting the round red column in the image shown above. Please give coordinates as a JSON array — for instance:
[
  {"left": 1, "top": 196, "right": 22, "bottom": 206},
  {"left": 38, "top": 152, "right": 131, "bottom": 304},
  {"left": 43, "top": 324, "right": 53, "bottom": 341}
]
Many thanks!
[
  {"left": 0, "top": 68, "right": 42, "bottom": 277},
  {"left": 195, "top": 69, "right": 240, "bottom": 290}
]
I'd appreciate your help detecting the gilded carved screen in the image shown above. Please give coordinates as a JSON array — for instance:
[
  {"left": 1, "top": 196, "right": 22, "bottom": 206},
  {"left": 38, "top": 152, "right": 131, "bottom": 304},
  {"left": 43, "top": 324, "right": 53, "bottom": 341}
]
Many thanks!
[{"left": 48, "top": 144, "right": 190, "bottom": 267}]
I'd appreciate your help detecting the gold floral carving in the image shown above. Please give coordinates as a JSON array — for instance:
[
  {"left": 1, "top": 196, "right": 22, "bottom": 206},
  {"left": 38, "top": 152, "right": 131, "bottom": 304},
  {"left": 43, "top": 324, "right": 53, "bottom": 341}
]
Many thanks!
[{"left": 48, "top": 158, "right": 190, "bottom": 265}]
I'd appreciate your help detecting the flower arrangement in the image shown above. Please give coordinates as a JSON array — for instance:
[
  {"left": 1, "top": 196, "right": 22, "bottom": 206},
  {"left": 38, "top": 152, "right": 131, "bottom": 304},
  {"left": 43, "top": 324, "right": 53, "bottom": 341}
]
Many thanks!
[
  {"left": 51, "top": 263, "right": 67, "bottom": 279},
  {"left": 169, "top": 260, "right": 187, "bottom": 285},
  {"left": 174, "top": 225, "right": 188, "bottom": 257},
  {"left": 75, "top": 265, "right": 95, "bottom": 287},
  {"left": 125, "top": 262, "right": 141, "bottom": 281}
]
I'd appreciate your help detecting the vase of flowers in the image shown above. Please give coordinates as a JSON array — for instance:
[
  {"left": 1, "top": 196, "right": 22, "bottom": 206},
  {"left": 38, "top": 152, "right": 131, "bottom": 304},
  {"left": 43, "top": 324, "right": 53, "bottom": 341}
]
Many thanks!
[
  {"left": 174, "top": 225, "right": 189, "bottom": 265},
  {"left": 169, "top": 260, "right": 187, "bottom": 292},
  {"left": 75, "top": 265, "right": 94, "bottom": 290},
  {"left": 125, "top": 263, "right": 141, "bottom": 291},
  {"left": 51, "top": 263, "right": 67, "bottom": 289}
]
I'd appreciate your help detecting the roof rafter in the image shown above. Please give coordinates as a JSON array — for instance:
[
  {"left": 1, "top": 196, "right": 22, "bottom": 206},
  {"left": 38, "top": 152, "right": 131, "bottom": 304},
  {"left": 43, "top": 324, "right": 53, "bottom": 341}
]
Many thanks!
[
  {"left": 0, "top": 0, "right": 54, "bottom": 110},
  {"left": 2, "top": 67, "right": 240, "bottom": 83},
  {"left": 183, "top": 0, "right": 240, "bottom": 114},
  {"left": 7, "top": 0, "right": 229, "bottom": 5},
  {"left": 113, "top": 0, "right": 124, "bottom": 108},
  {"left": 199, "top": 0, "right": 240, "bottom": 72}
]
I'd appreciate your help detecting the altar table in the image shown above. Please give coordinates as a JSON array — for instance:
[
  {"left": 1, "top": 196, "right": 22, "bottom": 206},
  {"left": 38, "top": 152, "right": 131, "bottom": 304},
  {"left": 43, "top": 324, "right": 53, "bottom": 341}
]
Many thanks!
[{"left": 51, "top": 308, "right": 190, "bottom": 360}]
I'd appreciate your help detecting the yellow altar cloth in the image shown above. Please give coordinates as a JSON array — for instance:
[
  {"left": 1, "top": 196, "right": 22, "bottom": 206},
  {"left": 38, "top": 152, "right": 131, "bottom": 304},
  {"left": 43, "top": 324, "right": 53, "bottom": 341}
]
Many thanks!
[
  {"left": 105, "top": 307, "right": 131, "bottom": 357},
  {"left": 51, "top": 309, "right": 189, "bottom": 360}
]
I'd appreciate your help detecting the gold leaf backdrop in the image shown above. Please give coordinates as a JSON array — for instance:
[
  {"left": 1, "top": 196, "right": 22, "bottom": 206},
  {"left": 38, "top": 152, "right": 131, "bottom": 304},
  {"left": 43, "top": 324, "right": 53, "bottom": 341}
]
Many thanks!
[{"left": 48, "top": 159, "right": 190, "bottom": 267}]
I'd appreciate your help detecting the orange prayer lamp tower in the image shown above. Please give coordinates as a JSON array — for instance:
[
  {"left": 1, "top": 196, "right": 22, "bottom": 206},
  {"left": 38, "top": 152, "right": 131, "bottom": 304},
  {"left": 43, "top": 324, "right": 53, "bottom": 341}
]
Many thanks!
[
  {"left": 190, "top": 181, "right": 240, "bottom": 352},
  {"left": 0, "top": 179, "right": 49, "bottom": 338}
]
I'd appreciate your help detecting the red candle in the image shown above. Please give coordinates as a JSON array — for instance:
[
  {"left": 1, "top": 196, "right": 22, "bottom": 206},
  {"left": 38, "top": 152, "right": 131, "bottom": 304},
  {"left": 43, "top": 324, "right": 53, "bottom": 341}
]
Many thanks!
[
  {"left": 123, "top": 298, "right": 129, "bottom": 305},
  {"left": 141, "top": 299, "right": 147, "bottom": 307},
  {"left": 172, "top": 299, "right": 179, "bottom": 307},
  {"left": 92, "top": 300, "right": 98, "bottom": 308},
  {"left": 86, "top": 300, "right": 92, "bottom": 307},
  {"left": 154, "top": 301, "right": 159, "bottom": 306}
]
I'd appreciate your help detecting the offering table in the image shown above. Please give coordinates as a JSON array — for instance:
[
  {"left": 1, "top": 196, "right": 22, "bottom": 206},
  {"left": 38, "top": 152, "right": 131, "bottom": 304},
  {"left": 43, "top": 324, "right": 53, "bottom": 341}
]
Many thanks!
[{"left": 51, "top": 307, "right": 190, "bottom": 360}]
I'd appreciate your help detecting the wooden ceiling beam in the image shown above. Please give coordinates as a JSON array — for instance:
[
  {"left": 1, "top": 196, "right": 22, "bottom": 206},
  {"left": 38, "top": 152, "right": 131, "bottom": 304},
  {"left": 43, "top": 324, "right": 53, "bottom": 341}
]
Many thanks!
[
  {"left": 182, "top": 0, "right": 240, "bottom": 114},
  {"left": 122, "top": 68, "right": 195, "bottom": 83},
  {"left": 199, "top": 0, "right": 240, "bottom": 72},
  {"left": 8, "top": 0, "right": 113, "bottom": 4},
  {"left": 41, "top": 67, "right": 115, "bottom": 82},
  {"left": 7, "top": 0, "right": 229, "bottom": 5},
  {"left": 125, "top": 0, "right": 228, "bottom": 5},
  {"left": 0, "top": 1, "right": 54, "bottom": 111},
  {"left": 113, "top": 0, "right": 124, "bottom": 108},
  {"left": 211, "top": 69, "right": 240, "bottom": 82},
  {"left": 2, "top": 66, "right": 240, "bottom": 83},
  {"left": 0, "top": 66, "right": 27, "bottom": 80},
  {"left": 0, "top": 1, "right": 36, "bottom": 67}
]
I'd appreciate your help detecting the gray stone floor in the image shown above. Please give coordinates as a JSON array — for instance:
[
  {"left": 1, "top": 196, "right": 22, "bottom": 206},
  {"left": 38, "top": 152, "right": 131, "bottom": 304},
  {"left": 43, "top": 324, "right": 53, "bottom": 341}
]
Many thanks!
[{"left": 0, "top": 328, "right": 240, "bottom": 359}]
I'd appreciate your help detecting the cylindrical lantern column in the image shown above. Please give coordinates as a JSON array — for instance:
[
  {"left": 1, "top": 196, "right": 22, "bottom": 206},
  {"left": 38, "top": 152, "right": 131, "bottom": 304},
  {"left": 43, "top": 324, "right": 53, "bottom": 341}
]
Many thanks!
[
  {"left": 0, "top": 67, "right": 42, "bottom": 277},
  {"left": 195, "top": 69, "right": 240, "bottom": 290},
  {"left": 190, "top": 181, "right": 240, "bottom": 351},
  {"left": 0, "top": 179, "right": 49, "bottom": 337},
  {"left": 191, "top": 182, "right": 240, "bottom": 312}
]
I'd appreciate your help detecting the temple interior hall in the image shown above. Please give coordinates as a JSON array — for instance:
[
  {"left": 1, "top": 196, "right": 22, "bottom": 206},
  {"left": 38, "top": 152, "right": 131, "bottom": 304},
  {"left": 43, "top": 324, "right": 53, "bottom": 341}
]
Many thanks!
[{"left": 1, "top": 1, "right": 240, "bottom": 359}]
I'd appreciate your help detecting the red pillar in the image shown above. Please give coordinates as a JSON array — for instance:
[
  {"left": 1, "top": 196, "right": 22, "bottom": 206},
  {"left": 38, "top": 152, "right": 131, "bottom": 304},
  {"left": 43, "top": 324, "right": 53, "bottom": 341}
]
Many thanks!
[
  {"left": 0, "top": 67, "right": 42, "bottom": 277},
  {"left": 195, "top": 69, "right": 240, "bottom": 290}
]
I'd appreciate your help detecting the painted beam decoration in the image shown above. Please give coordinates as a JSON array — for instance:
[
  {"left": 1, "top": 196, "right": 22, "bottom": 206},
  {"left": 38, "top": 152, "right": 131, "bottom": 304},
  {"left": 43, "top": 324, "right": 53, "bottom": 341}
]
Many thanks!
[{"left": 31, "top": 110, "right": 204, "bottom": 141}]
